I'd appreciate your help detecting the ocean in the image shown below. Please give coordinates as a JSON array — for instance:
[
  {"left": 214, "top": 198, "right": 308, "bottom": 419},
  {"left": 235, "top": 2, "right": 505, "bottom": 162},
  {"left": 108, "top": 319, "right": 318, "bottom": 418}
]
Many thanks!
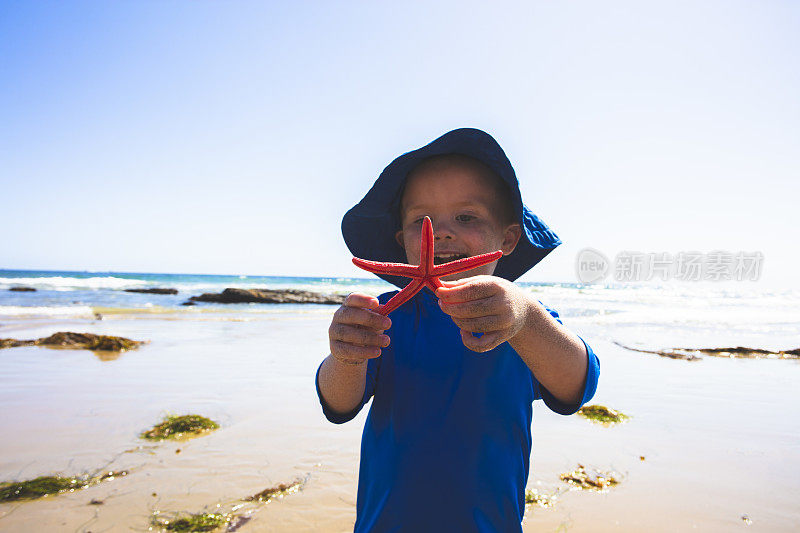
[{"left": 2, "top": 268, "right": 798, "bottom": 350}]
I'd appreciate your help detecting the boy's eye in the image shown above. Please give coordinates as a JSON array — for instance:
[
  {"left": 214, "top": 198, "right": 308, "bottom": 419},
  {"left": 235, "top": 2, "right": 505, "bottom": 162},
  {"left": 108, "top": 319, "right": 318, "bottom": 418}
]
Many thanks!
[{"left": 455, "top": 214, "right": 475, "bottom": 222}]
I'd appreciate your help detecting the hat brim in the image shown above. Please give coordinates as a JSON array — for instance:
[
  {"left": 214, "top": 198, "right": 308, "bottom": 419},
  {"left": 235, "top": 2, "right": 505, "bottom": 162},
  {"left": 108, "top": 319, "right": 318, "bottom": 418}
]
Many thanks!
[{"left": 342, "top": 128, "right": 561, "bottom": 288}]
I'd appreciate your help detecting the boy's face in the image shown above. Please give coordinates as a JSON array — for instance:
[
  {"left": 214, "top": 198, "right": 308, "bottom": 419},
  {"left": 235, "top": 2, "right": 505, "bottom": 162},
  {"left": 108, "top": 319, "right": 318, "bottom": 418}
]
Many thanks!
[{"left": 395, "top": 159, "right": 522, "bottom": 280}]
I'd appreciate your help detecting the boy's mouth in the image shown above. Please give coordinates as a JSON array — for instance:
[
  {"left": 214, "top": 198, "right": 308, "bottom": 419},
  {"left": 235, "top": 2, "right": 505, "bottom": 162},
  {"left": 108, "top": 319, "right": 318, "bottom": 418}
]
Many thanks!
[{"left": 433, "top": 252, "right": 468, "bottom": 265}]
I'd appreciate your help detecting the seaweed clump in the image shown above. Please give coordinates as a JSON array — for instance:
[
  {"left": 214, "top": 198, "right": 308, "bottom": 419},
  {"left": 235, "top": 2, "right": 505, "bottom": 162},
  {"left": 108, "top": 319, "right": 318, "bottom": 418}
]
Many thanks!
[
  {"left": 244, "top": 479, "right": 304, "bottom": 502},
  {"left": 0, "top": 338, "right": 34, "bottom": 349},
  {"left": 524, "top": 488, "right": 556, "bottom": 508},
  {"left": 141, "top": 415, "right": 219, "bottom": 441},
  {"left": 152, "top": 476, "right": 307, "bottom": 532},
  {"left": 577, "top": 404, "right": 630, "bottom": 425},
  {"left": 614, "top": 341, "right": 800, "bottom": 361},
  {"left": 1, "top": 476, "right": 79, "bottom": 501},
  {"left": 0, "top": 471, "right": 128, "bottom": 502},
  {"left": 0, "top": 332, "right": 144, "bottom": 352},
  {"left": 38, "top": 332, "right": 143, "bottom": 352},
  {"left": 151, "top": 512, "right": 230, "bottom": 532},
  {"left": 560, "top": 464, "right": 620, "bottom": 491}
]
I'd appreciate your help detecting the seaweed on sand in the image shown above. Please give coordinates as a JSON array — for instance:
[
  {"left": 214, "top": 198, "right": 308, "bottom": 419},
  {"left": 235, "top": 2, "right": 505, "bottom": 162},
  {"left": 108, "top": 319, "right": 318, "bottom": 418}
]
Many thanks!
[
  {"left": 0, "top": 338, "right": 34, "bottom": 349},
  {"left": 141, "top": 415, "right": 219, "bottom": 441},
  {"left": 151, "top": 477, "right": 308, "bottom": 532},
  {"left": 524, "top": 488, "right": 557, "bottom": 508},
  {"left": 151, "top": 512, "right": 230, "bottom": 532},
  {"left": 38, "top": 332, "right": 143, "bottom": 352},
  {"left": 243, "top": 478, "right": 304, "bottom": 502},
  {"left": 0, "top": 332, "right": 144, "bottom": 352},
  {"left": 560, "top": 464, "right": 620, "bottom": 491},
  {"left": 613, "top": 341, "right": 701, "bottom": 361},
  {"left": 577, "top": 404, "right": 630, "bottom": 425},
  {"left": 614, "top": 341, "right": 800, "bottom": 361},
  {"left": 0, "top": 471, "right": 128, "bottom": 502},
  {"left": 0, "top": 476, "right": 78, "bottom": 501}
]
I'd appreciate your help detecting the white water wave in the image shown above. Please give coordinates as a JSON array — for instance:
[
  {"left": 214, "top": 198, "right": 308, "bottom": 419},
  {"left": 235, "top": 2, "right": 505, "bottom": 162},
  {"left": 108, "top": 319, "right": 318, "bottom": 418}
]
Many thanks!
[
  {"left": 0, "top": 276, "right": 149, "bottom": 291},
  {"left": 0, "top": 306, "right": 96, "bottom": 318}
]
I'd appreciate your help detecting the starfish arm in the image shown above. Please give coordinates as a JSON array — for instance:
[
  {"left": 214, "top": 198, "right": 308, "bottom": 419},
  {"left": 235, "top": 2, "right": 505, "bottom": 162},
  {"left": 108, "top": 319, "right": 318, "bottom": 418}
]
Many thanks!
[
  {"left": 352, "top": 257, "right": 420, "bottom": 278},
  {"left": 377, "top": 278, "right": 424, "bottom": 315},
  {"left": 424, "top": 276, "right": 444, "bottom": 291},
  {"left": 419, "top": 216, "right": 435, "bottom": 273},
  {"left": 431, "top": 250, "right": 504, "bottom": 277}
]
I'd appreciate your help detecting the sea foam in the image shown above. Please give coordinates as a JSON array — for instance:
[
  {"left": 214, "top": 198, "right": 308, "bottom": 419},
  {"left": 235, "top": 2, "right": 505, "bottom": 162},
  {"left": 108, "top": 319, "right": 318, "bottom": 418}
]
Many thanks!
[
  {"left": 0, "top": 305, "right": 96, "bottom": 318},
  {"left": 0, "top": 276, "right": 148, "bottom": 291}
]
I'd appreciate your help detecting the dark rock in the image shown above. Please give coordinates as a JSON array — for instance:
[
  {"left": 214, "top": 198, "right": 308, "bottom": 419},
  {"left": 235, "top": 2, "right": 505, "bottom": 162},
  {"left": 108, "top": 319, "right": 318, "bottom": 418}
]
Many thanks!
[
  {"left": 9, "top": 286, "right": 36, "bottom": 292},
  {"left": 181, "top": 301, "right": 197, "bottom": 306},
  {"left": 124, "top": 288, "right": 178, "bottom": 295},
  {"left": 189, "top": 288, "right": 345, "bottom": 305}
]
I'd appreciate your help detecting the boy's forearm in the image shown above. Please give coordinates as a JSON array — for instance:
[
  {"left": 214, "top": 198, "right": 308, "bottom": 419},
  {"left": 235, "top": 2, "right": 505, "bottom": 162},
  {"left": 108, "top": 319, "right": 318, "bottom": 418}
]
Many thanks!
[
  {"left": 318, "top": 354, "right": 369, "bottom": 415},
  {"left": 508, "top": 299, "right": 588, "bottom": 406}
]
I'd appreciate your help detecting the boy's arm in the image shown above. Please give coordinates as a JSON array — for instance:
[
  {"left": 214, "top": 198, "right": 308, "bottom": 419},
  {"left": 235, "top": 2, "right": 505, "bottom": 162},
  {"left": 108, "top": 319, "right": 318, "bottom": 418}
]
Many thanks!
[
  {"left": 316, "top": 293, "right": 390, "bottom": 420},
  {"left": 437, "top": 277, "right": 592, "bottom": 407},
  {"left": 507, "top": 302, "right": 588, "bottom": 406},
  {"left": 317, "top": 354, "right": 369, "bottom": 415}
]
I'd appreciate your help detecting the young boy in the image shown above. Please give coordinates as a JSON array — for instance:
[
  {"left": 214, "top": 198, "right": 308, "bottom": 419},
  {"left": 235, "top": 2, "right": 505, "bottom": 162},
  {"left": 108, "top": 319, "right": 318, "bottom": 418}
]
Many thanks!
[{"left": 316, "top": 128, "right": 600, "bottom": 533}]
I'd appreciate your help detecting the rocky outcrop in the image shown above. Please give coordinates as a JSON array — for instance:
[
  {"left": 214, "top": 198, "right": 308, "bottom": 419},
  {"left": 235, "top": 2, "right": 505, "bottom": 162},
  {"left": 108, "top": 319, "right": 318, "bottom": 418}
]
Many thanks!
[
  {"left": 188, "top": 288, "right": 345, "bottom": 305},
  {"left": 9, "top": 286, "right": 36, "bottom": 292},
  {"left": 124, "top": 288, "right": 178, "bottom": 295},
  {"left": 0, "top": 332, "right": 145, "bottom": 352}
]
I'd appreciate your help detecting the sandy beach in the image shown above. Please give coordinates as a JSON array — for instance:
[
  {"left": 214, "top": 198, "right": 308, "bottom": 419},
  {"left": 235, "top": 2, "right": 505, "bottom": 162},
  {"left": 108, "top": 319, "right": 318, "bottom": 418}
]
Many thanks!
[{"left": 1, "top": 277, "right": 799, "bottom": 532}]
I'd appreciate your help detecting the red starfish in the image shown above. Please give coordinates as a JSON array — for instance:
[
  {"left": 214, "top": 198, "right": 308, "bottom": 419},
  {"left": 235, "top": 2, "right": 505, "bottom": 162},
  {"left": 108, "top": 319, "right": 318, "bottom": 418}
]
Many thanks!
[{"left": 352, "top": 216, "right": 503, "bottom": 315}]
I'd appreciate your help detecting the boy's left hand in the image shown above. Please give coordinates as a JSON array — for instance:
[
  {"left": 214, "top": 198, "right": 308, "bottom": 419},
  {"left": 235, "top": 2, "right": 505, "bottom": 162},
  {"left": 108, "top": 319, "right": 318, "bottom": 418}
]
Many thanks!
[{"left": 436, "top": 275, "right": 532, "bottom": 353}]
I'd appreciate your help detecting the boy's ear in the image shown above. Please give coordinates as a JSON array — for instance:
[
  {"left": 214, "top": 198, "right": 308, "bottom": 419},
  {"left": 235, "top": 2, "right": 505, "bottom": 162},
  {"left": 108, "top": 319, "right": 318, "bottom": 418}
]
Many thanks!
[
  {"left": 395, "top": 229, "right": 405, "bottom": 249},
  {"left": 501, "top": 223, "right": 522, "bottom": 255}
]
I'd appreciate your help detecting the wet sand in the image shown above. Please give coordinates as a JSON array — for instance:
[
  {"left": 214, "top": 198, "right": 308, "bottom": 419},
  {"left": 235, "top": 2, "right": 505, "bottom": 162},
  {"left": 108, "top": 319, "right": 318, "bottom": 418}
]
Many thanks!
[{"left": 0, "top": 308, "right": 798, "bottom": 531}]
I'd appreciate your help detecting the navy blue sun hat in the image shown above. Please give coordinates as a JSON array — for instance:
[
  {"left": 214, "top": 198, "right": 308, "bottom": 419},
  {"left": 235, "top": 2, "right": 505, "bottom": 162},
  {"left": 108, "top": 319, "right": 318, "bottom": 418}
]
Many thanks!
[{"left": 342, "top": 128, "right": 561, "bottom": 288}]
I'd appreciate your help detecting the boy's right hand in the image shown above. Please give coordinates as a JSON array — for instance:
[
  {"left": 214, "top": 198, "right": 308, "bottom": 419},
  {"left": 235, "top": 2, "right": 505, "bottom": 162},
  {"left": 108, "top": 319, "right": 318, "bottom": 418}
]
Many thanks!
[{"left": 329, "top": 293, "right": 392, "bottom": 365}]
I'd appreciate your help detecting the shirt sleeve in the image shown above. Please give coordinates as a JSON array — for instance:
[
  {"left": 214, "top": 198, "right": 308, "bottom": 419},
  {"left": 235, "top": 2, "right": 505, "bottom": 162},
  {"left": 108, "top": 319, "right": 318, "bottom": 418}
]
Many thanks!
[
  {"left": 314, "top": 291, "right": 394, "bottom": 424},
  {"left": 532, "top": 302, "right": 601, "bottom": 416}
]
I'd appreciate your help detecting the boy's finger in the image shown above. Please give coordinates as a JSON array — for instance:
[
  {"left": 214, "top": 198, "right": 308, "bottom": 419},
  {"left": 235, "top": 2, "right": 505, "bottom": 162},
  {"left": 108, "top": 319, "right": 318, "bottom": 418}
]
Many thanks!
[
  {"left": 437, "top": 277, "right": 471, "bottom": 288},
  {"left": 460, "top": 329, "right": 505, "bottom": 353},
  {"left": 436, "top": 279, "right": 498, "bottom": 303},
  {"left": 450, "top": 315, "right": 506, "bottom": 334},
  {"left": 344, "top": 293, "right": 381, "bottom": 309},
  {"left": 330, "top": 340, "right": 382, "bottom": 360},
  {"left": 334, "top": 305, "right": 392, "bottom": 331},
  {"left": 330, "top": 323, "right": 391, "bottom": 348},
  {"left": 439, "top": 295, "right": 500, "bottom": 319}
]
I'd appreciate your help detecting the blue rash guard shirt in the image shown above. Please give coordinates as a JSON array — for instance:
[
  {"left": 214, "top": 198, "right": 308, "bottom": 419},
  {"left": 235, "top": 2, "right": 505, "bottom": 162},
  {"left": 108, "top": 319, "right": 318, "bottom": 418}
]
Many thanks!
[{"left": 316, "top": 290, "right": 600, "bottom": 533}]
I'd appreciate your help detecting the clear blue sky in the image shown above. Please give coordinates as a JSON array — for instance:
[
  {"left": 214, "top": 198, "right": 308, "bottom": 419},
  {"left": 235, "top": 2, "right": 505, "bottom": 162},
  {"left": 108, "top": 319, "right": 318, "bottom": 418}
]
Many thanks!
[{"left": 2, "top": 1, "right": 797, "bottom": 286}]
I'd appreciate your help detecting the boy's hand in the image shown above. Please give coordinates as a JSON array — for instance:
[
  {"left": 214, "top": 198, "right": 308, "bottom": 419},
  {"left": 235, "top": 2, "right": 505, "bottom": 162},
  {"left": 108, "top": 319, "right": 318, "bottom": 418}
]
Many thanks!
[
  {"left": 436, "top": 276, "right": 531, "bottom": 353},
  {"left": 329, "top": 293, "right": 392, "bottom": 365}
]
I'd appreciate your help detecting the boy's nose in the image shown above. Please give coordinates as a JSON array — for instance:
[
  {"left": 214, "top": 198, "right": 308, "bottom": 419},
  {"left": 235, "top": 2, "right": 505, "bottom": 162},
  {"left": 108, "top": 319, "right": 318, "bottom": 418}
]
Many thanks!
[{"left": 433, "top": 219, "right": 455, "bottom": 240}]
